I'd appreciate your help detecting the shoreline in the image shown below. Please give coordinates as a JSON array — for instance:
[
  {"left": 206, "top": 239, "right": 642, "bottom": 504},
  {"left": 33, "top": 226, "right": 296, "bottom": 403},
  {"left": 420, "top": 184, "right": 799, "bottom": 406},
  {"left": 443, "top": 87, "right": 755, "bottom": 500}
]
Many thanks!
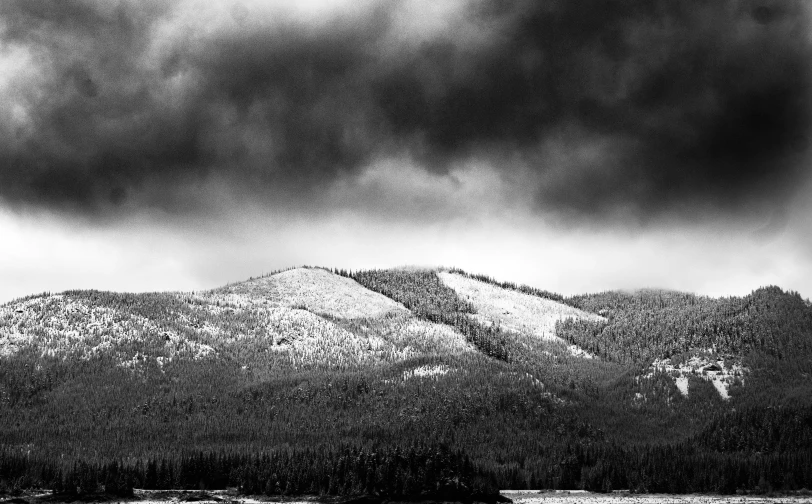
[
  {"left": 4, "top": 489, "right": 812, "bottom": 504},
  {"left": 502, "top": 490, "right": 812, "bottom": 504}
]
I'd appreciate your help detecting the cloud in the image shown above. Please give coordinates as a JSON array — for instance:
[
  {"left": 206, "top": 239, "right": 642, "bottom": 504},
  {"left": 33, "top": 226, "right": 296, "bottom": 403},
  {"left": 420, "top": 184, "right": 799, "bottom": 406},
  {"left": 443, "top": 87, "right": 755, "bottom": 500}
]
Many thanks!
[
  {"left": 0, "top": 0, "right": 809, "bottom": 225},
  {"left": 375, "top": 0, "right": 812, "bottom": 222}
]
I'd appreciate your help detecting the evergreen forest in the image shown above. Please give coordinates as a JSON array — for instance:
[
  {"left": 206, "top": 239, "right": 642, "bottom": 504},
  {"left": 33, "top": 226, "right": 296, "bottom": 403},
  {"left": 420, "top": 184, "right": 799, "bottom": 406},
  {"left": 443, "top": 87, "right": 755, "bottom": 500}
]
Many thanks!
[{"left": 1, "top": 267, "right": 811, "bottom": 499}]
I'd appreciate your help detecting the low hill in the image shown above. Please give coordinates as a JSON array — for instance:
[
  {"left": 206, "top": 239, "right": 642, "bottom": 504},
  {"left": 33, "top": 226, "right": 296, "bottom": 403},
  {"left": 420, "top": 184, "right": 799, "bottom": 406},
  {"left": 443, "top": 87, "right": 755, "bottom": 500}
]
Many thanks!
[{"left": 1, "top": 266, "right": 811, "bottom": 496}]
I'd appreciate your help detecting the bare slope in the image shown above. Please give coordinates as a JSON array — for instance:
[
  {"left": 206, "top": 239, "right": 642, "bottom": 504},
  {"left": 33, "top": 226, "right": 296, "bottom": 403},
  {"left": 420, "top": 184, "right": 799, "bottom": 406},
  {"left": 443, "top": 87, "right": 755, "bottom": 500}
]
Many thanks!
[
  {"left": 215, "top": 267, "right": 408, "bottom": 319},
  {"left": 438, "top": 271, "right": 605, "bottom": 345}
]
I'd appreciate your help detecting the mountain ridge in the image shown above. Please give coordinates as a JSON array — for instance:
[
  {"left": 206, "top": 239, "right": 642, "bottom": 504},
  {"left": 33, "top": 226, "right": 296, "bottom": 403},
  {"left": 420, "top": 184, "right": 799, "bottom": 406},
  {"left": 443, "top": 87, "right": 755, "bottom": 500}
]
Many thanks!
[{"left": 1, "top": 266, "right": 811, "bottom": 496}]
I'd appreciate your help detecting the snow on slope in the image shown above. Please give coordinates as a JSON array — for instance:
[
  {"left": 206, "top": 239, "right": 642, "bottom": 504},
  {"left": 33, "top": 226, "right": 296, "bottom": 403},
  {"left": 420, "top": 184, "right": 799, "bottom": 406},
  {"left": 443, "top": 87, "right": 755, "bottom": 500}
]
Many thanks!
[
  {"left": 0, "top": 291, "right": 417, "bottom": 370},
  {"left": 437, "top": 272, "right": 605, "bottom": 339},
  {"left": 360, "top": 315, "right": 476, "bottom": 356},
  {"left": 645, "top": 356, "right": 748, "bottom": 400},
  {"left": 203, "top": 268, "right": 473, "bottom": 367},
  {"left": 438, "top": 272, "right": 604, "bottom": 356},
  {"left": 214, "top": 268, "right": 408, "bottom": 319},
  {"left": 260, "top": 306, "right": 418, "bottom": 369},
  {"left": 0, "top": 269, "right": 473, "bottom": 372},
  {"left": 389, "top": 364, "right": 450, "bottom": 383},
  {"left": 0, "top": 294, "right": 215, "bottom": 362}
]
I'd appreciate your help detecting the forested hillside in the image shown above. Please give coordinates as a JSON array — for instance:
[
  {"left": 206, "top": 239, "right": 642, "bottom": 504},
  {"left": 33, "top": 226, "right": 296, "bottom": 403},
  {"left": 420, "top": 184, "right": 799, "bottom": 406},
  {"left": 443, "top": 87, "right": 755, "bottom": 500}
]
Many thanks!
[
  {"left": 557, "top": 286, "right": 812, "bottom": 406},
  {"left": 1, "top": 267, "right": 811, "bottom": 498}
]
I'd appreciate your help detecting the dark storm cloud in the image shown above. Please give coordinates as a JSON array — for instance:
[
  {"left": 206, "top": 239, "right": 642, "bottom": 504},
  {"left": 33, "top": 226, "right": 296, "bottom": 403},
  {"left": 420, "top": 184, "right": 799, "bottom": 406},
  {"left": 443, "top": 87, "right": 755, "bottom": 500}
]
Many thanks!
[
  {"left": 0, "top": 0, "right": 202, "bottom": 210},
  {"left": 0, "top": 0, "right": 809, "bottom": 221},
  {"left": 374, "top": 0, "right": 812, "bottom": 219}
]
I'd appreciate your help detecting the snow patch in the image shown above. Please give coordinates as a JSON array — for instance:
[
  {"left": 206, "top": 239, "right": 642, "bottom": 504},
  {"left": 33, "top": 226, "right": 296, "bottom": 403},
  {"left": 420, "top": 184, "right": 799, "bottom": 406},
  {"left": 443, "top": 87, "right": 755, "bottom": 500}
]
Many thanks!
[
  {"left": 568, "top": 344, "right": 595, "bottom": 359},
  {"left": 408, "top": 364, "right": 449, "bottom": 378},
  {"left": 710, "top": 379, "right": 730, "bottom": 400},
  {"left": 675, "top": 376, "right": 689, "bottom": 397},
  {"left": 384, "top": 364, "right": 452, "bottom": 384},
  {"left": 645, "top": 355, "right": 748, "bottom": 400}
]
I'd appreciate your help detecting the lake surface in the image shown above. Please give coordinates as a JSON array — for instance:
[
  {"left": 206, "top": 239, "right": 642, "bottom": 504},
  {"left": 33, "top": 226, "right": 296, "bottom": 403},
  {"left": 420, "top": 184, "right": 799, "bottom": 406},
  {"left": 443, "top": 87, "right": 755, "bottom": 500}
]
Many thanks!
[{"left": 503, "top": 490, "right": 812, "bottom": 504}]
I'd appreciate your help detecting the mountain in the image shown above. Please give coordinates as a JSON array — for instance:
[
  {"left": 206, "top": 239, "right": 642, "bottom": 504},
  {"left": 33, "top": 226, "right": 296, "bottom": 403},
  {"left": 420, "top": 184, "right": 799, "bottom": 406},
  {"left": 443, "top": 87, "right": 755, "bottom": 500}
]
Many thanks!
[{"left": 1, "top": 267, "right": 811, "bottom": 497}]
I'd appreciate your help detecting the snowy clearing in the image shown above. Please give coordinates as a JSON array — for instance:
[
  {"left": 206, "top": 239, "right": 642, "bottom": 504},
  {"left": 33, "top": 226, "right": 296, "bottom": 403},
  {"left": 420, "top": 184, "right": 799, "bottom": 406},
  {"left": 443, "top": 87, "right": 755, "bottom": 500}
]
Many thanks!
[
  {"left": 215, "top": 268, "right": 408, "bottom": 319},
  {"left": 404, "top": 364, "right": 450, "bottom": 379},
  {"left": 383, "top": 363, "right": 452, "bottom": 384},
  {"left": 438, "top": 272, "right": 603, "bottom": 357}
]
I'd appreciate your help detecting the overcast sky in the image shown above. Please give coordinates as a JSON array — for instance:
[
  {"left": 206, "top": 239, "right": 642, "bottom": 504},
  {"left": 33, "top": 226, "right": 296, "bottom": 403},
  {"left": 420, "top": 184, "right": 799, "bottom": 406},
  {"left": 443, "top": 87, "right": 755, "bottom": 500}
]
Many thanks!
[{"left": 1, "top": 0, "right": 811, "bottom": 303}]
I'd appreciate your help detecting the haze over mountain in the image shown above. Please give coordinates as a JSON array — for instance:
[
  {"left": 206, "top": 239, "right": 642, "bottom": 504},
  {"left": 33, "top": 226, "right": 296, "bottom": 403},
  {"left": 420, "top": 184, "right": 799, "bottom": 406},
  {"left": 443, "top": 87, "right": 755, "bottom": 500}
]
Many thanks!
[{"left": 2, "top": 266, "right": 811, "bottom": 496}]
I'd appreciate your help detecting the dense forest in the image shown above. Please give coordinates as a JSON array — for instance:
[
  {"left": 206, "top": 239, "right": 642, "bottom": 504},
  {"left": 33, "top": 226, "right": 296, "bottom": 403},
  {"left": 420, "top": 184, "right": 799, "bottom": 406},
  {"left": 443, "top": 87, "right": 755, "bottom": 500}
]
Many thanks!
[
  {"left": 3, "top": 429, "right": 812, "bottom": 496},
  {"left": 558, "top": 287, "right": 812, "bottom": 364},
  {"left": 0, "top": 444, "right": 502, "bottom": 499},
  {"left": 1, "top": 266, "right": 811, "bottom": 498}
]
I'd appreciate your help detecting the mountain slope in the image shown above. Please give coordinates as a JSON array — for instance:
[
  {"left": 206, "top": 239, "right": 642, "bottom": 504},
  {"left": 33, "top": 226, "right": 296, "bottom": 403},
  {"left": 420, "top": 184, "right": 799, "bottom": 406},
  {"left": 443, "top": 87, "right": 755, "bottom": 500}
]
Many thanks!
[
  {"left": 0, "top": 268, "right": 480, "bottom": 374},
  {"left": 1, "top": 266, "right": 812, "bottom": 495},
  {"left": 558, "top": 286, "right": 812, "bottom": 406}
]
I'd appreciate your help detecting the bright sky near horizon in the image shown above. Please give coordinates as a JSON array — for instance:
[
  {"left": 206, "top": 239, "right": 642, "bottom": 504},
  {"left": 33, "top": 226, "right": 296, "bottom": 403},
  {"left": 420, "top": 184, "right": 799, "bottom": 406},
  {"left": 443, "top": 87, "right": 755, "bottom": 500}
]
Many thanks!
[{"left": 1, "top": 0, "right": 811, "bottom": 303}]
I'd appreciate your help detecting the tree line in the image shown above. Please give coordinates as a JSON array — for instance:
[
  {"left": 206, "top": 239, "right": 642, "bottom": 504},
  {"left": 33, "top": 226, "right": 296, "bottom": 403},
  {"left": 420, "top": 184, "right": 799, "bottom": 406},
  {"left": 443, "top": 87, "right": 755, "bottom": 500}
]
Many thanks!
[{"left": 0, "top": 444, "right": 500, "bottom": 500}]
